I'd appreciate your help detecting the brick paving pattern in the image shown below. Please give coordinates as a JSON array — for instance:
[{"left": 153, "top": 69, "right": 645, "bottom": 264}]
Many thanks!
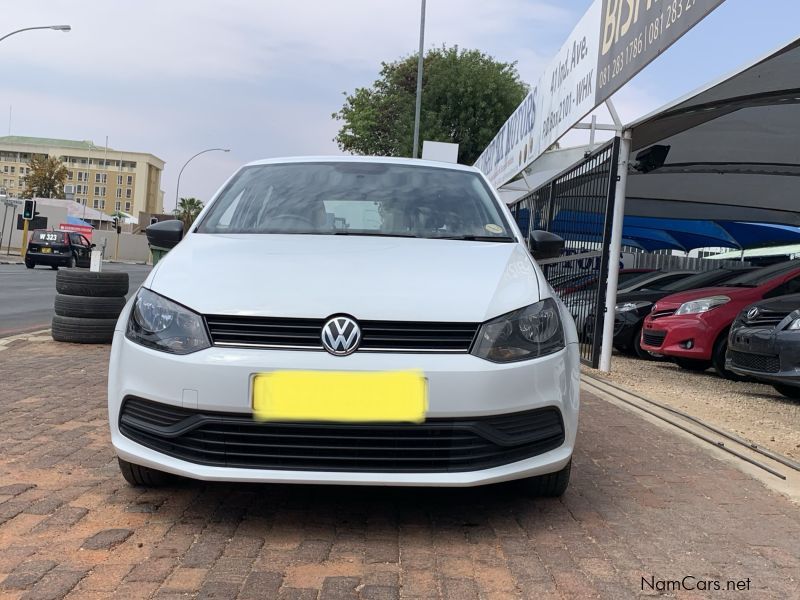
[{"left": 0, "top": 341, "right": 798, "bottom": 599}]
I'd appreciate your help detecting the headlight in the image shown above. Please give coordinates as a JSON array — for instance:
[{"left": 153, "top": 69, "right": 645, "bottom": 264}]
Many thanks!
[
  {"left": 616, "top": 301, "right": 652, "bottom": 313},
  {"left": 786, "top": 318, "right": 800, "bottom": 330},
  {"left": 126, "top": 288, "right": 210, "bottom": 354},
  {"left": 674, "top": 295, "right": 730, "bottom": 316},
  {"left": 471, "top": 299, "right": 564, "bottom": 363}
]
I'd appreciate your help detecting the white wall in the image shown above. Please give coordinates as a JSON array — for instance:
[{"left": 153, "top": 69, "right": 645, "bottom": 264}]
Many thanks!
[{"left": 0, "top": 204, "right": 68, "bottom": 251}]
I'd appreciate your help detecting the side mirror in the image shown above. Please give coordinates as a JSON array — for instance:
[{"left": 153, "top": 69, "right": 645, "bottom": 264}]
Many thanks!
[
  {"left": 146, "top": 219, "right": 184, "bottom": 249},
  {"left": 90, "top": 243, "right": 96, "bottom": 248},
  {"left": 528, "top": 230, "right": 564, "bottom": 261}
]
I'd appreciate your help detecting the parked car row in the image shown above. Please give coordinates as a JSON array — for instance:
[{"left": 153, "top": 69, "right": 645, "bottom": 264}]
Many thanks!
[{"left": 556, "top": 260, "right": 800, "bottom": 399}]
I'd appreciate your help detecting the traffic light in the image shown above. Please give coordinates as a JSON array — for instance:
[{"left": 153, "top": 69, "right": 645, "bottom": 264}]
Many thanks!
[
  {"left": 113, "top": 217, "right": 121, "bottom": 234},
  {"left": 23, "top": 200, "right": 35, "bottom": 220}
]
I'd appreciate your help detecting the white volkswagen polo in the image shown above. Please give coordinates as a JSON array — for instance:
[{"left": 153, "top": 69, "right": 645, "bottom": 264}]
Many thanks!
[{"left": 108, "top": 156, "right": 580, "bottom": 495}]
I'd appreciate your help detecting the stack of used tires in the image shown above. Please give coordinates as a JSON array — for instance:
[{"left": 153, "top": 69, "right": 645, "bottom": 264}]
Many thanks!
[{"left": 52, "top": 270, "right": 129, "bottom": 344}]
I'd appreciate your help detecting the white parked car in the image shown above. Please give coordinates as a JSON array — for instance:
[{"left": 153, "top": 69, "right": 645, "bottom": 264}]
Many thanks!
[{"left": 108, "top": 157, "right": 580, "bottom": 496}]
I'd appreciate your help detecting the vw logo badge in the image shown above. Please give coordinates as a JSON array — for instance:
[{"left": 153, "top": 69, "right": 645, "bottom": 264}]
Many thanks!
[
  {"left": 747, "top": 307, "right": 759, "bottom": 320},
  {"left": 321, "top": 316, "right": 361, "bottom": 356}
]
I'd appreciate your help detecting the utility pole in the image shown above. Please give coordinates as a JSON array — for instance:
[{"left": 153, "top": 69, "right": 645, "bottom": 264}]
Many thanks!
[{"left": 412, "top": 0, "right": 426, "bottom": 159}]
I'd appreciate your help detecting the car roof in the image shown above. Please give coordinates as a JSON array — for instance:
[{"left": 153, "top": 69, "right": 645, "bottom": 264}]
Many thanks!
[{"left": 242, "top": 155, "right": 481, "bottom": 174}]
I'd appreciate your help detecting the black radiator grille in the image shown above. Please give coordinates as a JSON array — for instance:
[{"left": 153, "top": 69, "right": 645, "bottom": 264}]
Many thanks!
[
  {"left": 745, "top": 309, "right": 791, "bottom": 328},
  {"left": 119, "top": 397, "right": 565, "bottom": 473},
  {"left": 204, "top": 315, "right": 479, "bottom": 353}
]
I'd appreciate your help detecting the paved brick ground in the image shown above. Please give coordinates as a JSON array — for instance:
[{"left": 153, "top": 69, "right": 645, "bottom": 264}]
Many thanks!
[{"left": 1, "top": 341, "right": 798, "bottom": 599}]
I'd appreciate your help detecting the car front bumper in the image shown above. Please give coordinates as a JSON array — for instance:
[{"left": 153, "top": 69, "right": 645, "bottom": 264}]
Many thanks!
[
  {"left": 108, "top": 327, "right": 580, "bottom": 487},
  {"left": 727, "top": 326, "right": 800, "bottom": 386},
  {"left": 640, "top": 313, "right": 718, "bottom": 360}
]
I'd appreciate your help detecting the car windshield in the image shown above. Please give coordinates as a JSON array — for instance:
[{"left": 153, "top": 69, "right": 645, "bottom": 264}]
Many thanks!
[
  {"left": 195, "top": 162, "right": 513, "bottom": 241},
  {"left": 652, "top": 269, "right": 748, "bottom": 292},
  {"left": 720, "top": 260, "right": 800, "bottom": 287}
]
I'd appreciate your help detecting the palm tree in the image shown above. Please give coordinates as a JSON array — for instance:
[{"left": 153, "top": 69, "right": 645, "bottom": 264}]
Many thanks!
[{"left": 173, "top": 197, "right": 204, "bottom": 229}]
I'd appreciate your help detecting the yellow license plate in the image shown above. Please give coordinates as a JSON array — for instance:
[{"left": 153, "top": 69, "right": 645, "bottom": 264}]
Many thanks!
[
  {"left": 41, "top": 247, "right": 52, "bottom": 253},
  {"left": 252, "top": 370, "right": 427, "bottom": 423}
]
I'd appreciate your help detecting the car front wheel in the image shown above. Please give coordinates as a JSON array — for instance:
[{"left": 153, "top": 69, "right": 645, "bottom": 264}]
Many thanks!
[
  {"left": 25, "top": 258, "right": 34, "bottom": 269},
  {"left": 117, "top": 457, "right": 173, "bottom": 487},
  {"left": 517, "top": 460, "right": 571, "bottom": 497}
]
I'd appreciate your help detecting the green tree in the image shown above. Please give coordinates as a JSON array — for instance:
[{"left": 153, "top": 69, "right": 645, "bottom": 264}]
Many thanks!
[
  {"left": 22, "top": 155, "right": 69, "bottom": 198},
  {"left": 173, "top": 197, "right": 204, "bottom": 228},
  {"left": 333, "top": 46, "right": 527, "bottom": 165}
]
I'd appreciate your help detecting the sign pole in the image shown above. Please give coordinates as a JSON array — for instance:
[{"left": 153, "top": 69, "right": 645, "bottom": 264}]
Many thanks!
[
  {"left": 411, "top": 0, "right": 426, "bottom": 159},
  {"left": 7, "top": 206, "right": 16, "bottom": 254},
  {"left": 0, "top": 204, "right": 8, "bottom": 250},
  {"left": 598, "top": 132, "right": 631, "bottom": 372},
  {"left": 20, "top": 215, "right": 29, "bottom": 257}
]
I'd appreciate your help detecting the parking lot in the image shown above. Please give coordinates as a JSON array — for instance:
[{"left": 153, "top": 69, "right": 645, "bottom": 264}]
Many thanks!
[{"left": 1, "top": 338, "right": 798, "bottom": 599}]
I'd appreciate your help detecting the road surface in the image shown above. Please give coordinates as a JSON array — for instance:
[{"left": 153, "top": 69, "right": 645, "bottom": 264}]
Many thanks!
[{"left": 0, "top": 263, "right": 151, "bottom": 336}]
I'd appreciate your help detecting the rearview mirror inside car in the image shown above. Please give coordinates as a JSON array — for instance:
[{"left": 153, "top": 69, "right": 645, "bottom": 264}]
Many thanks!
[
  {"left": 146, "top": 219, "right": 184, "bottom": 249},
  {"left": 528, "top": 230, "right": 565, "bottom": 261}
]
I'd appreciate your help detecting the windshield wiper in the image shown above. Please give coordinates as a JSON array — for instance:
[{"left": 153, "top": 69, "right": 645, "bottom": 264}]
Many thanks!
[
  {"left": 331, "top": 232, "right": 420, "bottom": 238},
  {"left": 433, "top": 235, "right": 515, "bottom": 242}
]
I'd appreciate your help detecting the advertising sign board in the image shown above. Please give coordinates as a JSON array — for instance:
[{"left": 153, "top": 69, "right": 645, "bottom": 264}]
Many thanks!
[
  {"left": 475, "top": 0, "right": 725, "bottom": 188},
  {"left": 59, "top": 223, "right": 94, "bottom": 240}
]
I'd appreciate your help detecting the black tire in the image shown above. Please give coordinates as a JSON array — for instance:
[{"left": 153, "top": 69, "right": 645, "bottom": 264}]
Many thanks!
[
  {"left": 773, "top": 384, "right": 800, "bottom": 399},
  {"left": 632, "top": 326, "right": 653, "bottom": 360},
  {"left": 54, "top": 294, "right": 126, "bottom": 319},
  {"left": 56, "top": 269, "right": 129, "bottom": 297},
  {"left": 117, "top": 457, "right": 173, "bottom": 487},
  {"left": 25, "top": 259, "right": 34, "bottom": 269},
  {"left": 518, "top": 460, "right": 571, "bottom": 497},
  {"left": 712, "top": 333, "right": 747, "bottom": 381},
  {"left": 51, "top": 314, "right": 116, "bottom": 344},
  {"left": 673, "top": 357, "right": 711, "bottom": 372}
]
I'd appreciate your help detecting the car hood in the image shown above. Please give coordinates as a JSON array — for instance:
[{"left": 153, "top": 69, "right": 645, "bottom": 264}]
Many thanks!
[
  {"left": 653, "top": 285, "right": 753, "bottom": 309},
  {"left": 147, "top": 233, "right": 542, "bottom": 322},
  {"left": 615, "top": 290, "right": 665, "bottom": 304},
  {"left": 744, "top": 293, "right": 800, "bottom": 314}
]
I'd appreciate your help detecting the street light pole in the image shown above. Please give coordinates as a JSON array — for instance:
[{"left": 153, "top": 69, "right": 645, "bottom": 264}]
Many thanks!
[
  {"left": 0, "top": 25, "right": 71, "bottom": 44},
  {"left": 412, "top": 0, "right": 426, "bottom": 159},
  {"left": 175, "top": 148, "right": 230, "bottom": 210}
]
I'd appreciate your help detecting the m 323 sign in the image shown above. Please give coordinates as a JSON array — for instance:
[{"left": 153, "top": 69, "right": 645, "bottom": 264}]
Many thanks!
[
  {"left": 475, "top": 0, "right": 725, "bottom": 188},
  {"left": 597, "top": 0, "right": 725, "bottom": 102}
]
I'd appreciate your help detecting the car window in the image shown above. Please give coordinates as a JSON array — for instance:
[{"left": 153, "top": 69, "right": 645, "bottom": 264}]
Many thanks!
[
  {"left": 196, "top": 162, "right": 512, "bottom": 241},
  {"left": 764, "top": 274, "right": 800, "bottom": 298},
  {"left": 80, "top": 236, "right": 91, "bottom": 247},
  {"left": 69, "top": 233, "right": 81, "bottom": 245},
  {"left": 34, "top": 231, "right": 65, "bottom": 243}
]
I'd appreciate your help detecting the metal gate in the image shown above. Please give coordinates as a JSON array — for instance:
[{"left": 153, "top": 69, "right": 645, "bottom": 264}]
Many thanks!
[{"left": 510, "top": 138, "right": 620, "bottom": 367}]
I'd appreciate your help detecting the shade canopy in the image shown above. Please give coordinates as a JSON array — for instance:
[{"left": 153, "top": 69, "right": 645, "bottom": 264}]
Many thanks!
[
  {"left": 625, "top": 38, "right": 800, "bottom": 225},
  {"left": 66, "top": 216, "right": 93, "bottom": 228},
  {"left": 517, "top": 208, "right": 800, "bottom": 252}
]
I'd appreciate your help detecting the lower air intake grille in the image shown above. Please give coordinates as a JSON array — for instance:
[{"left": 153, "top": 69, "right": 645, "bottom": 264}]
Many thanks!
[
  {"left": 642, "top": 329, "right": 666, "bottom": 348},
  {"left": 119, "top": 397, "right": 565, "bottom": 473},
  {"left": 728, "top": 350, "right": 780, "bottom": 374}
]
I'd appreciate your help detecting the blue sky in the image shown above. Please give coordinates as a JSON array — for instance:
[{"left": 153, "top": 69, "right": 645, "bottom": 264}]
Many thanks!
[{"left": 3, "top": 0, "right": 799, "bottom": 209}]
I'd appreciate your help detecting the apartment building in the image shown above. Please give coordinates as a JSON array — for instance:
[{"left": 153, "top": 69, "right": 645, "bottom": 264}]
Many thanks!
[{"left": 0, "top": 136, "right": 165, "bottom": 217}]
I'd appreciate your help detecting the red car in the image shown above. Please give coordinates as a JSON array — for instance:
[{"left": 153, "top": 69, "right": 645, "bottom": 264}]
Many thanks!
[{"left": 640, "top": 260, "right": 800, "bottom": 378}]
